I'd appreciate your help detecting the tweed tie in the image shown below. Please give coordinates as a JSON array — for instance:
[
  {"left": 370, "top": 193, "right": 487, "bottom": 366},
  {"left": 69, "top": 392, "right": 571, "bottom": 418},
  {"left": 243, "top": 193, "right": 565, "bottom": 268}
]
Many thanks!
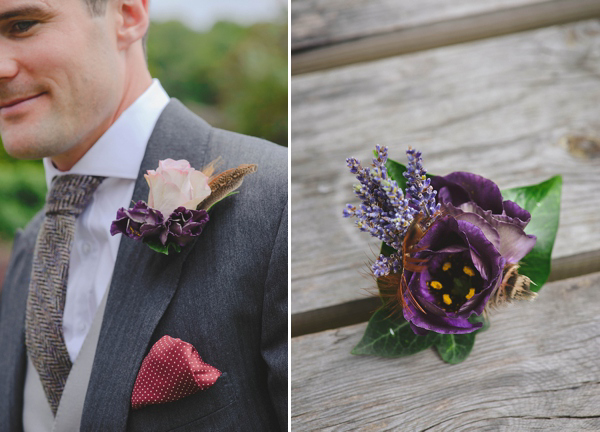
[{"left": 25, "top": 174, "right": 105, "bottom": 415}]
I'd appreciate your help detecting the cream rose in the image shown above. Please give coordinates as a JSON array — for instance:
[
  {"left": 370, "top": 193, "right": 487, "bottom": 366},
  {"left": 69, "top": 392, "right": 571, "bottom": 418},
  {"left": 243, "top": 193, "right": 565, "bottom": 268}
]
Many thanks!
[{"left": 144, "top": 159, "right": 211, "bottom": 217}]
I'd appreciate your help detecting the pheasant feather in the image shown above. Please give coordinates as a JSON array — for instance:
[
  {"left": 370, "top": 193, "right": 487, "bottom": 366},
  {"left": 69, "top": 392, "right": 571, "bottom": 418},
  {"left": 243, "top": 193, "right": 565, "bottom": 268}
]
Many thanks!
[{"left": 198, "top": 164, "right": 258, "bottom": 211}]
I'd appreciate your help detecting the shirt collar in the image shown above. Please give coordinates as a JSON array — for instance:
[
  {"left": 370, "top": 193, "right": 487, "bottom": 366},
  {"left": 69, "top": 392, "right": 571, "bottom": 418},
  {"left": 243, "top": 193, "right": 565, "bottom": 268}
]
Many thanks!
[{"left": 44, "top": 79, "right": 170, "bottom": 189}]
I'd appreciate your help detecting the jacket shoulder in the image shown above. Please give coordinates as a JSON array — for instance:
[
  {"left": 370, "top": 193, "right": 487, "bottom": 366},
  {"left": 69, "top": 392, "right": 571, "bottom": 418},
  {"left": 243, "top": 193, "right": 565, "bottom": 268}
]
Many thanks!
[{"left": 157, "top": 99, "right": 288, "bottom": 206}]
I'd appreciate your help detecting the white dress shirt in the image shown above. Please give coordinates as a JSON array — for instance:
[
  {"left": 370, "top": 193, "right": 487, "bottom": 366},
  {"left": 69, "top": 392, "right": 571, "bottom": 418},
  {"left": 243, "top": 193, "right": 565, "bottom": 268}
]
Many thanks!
[{"left": 42, "top": 79, "right": 170, "bottom": 362}]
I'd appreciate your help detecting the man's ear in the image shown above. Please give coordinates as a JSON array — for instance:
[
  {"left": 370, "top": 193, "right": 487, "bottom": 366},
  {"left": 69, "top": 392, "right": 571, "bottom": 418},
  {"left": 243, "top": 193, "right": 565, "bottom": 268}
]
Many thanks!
[{"left": 115, "top": 0, "right": 149, "bottom": 50}]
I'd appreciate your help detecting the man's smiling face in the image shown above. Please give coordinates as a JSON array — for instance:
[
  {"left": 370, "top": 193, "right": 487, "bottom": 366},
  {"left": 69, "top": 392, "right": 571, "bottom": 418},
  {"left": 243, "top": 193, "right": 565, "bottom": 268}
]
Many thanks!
[{"left": 0, "top": 0, "right": 123, "bottom": 167}]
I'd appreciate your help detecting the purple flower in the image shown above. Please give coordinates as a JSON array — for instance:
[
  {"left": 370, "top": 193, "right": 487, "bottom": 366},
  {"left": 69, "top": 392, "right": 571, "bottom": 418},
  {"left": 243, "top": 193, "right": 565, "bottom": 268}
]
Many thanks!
[
  {"left": 431, "top": 172, "right": 536, "bottom": 264},
  {"left": 111, "top": 201, "right": 209, "bottom": 250},
  {"left": 400, "top": 172, "right": 538, "bottom": 335},
  {"left": 403, "top": 215, "right": 505, "bottom": 334},
  {"left": 163, "top": 207, "right": 210, "bottom": 247},
  {"left": 343, "top": 147, "right": 538, "bottom": 335},
  {"left": 110, "top": 201, "right": 165, "bottom": 241}
]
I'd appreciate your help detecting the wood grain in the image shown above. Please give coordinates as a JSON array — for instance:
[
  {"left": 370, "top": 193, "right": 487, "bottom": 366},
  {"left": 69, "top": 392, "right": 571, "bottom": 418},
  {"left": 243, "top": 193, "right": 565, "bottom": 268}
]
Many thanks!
[
  {"left": 292, "top": 272, "right": 600, "bottom": 430},
  {"left": 292, "top": 0, "right": 546, "bottom": 51},
  {"left": 291, "top": 20, "right": 600, "bottom": 316},
  {"left": 292, "top": 0, "right": 600, "bottom": 74}
]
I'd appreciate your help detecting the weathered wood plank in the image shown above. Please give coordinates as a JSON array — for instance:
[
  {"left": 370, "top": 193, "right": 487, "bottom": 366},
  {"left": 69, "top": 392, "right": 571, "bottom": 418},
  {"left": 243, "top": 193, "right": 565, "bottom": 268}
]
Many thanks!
[
  {"left": 292, "top": 0, "right": 600, "bottom": 74},
  {"left": 292, "top": 0, "right": 546, "bottom": 51},
  {"left": 291, "top": 272, "right": 600, "bottom": 430},
  {"left": 291, "top": 20, "right": 600, "bottom": 316}
]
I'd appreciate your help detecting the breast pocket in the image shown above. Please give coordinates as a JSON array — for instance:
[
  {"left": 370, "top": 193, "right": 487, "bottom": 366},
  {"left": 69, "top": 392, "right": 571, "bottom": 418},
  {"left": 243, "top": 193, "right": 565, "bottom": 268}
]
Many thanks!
[{"left": 126, "top": 372, "right": 237, "bottom": 432}]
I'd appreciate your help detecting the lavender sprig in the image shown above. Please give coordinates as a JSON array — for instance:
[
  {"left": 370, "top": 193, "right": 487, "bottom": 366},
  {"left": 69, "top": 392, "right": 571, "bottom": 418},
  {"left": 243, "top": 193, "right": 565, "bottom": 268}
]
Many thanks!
[
  {"left": 343, "top": 146, "right": 416, "bottom": 254},
  {"left": 344, "top": 145, "right": 441, "bottom": 277},
  {"left": 372, "top": 253, "right": 403, "bottom": 277},
  {"left": 404, "top": 147, "right": 440, "bottom": 217}
]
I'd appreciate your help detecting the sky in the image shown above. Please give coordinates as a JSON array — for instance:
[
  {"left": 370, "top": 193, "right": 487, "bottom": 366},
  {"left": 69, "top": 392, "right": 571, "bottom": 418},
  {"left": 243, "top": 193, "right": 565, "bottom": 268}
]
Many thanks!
[{"left": 149, "top": 0, "right": 287, "bottom": 32}]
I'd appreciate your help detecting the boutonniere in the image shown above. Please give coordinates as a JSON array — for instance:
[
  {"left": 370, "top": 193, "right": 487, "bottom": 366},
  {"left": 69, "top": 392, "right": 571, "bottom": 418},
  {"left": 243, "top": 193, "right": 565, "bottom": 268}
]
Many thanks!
[
  {"left": 344, "top": 146, "right": 561, "bottom": 364},
  {"left": 111, "top": 159, "right": 257, "bottom": 255}
]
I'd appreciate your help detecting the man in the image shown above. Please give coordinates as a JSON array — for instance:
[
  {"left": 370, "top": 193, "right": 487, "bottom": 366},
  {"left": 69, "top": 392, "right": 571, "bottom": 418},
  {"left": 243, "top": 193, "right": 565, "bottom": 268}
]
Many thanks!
[{"left": 0, "top": 0, "right": 288, "bottom": 430}]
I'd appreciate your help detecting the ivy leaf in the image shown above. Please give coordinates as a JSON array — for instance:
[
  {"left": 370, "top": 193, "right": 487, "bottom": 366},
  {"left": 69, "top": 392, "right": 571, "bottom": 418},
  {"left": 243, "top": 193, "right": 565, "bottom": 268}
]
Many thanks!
[
  {"left": 432, "top": 315, "right": 488, "bottom": 364},
  {"left": 352, "top": 307, "right": 440, "bottom": 357},
  {"left": 434, "top": 332, "right": 476, "bottom": 364},
  {"left": 501, "top": 175, "right": 562, "bottom": 291}
]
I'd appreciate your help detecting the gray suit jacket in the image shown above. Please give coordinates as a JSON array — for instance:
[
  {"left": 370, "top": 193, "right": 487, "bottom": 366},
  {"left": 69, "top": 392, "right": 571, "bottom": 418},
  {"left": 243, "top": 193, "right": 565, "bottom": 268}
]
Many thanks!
[{"left": 0, "top": 99, "right": 288, "bottom": 431}]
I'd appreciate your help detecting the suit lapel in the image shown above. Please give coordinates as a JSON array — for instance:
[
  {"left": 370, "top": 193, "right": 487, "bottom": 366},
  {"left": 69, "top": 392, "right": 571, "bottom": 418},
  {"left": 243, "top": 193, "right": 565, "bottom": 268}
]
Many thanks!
[
  {"left": 0, "top": 220, "right": 42, "bottom": 431},
  {"left": 81, "top": 100, "right": 211, "bottom": 430}
]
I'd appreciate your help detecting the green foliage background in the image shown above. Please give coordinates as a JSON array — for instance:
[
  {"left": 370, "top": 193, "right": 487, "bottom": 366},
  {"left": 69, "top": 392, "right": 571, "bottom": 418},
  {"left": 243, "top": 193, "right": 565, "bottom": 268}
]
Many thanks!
[{"left": 0, "top": 19, "right": 288, "bottom": 241}]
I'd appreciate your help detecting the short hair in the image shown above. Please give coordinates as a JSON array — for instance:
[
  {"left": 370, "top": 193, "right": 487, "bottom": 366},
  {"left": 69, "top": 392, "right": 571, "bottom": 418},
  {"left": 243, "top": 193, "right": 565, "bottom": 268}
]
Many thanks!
[
  {"left": 82, "top": 0, "right": 149, "bottom": 53},
  {"left": 83, "top": 0, "right": 109, "bottom": 16}
]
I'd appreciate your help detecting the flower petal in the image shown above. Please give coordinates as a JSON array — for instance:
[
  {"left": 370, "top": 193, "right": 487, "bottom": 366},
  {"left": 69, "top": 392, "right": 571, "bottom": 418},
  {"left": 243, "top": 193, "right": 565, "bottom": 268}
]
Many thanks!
[
  {"left": 403, "top": 295, "right": 482, "bottom": 334},
  {"left": 432, "top": 171, "right": 503, "bottom": 214},
  {"left": 451, "top": 201, "right": 535, "bottom": 264},
  {"left": 501, "top": 199, "right": 531, "bottom": 228},
  {"left": 452, "top": 211, "right": 501, "bottom": 252},
  {"left": 155, "top": 182, "right": 189, "bottom": 217},
  {"left": 495, "top": 221, "right": 537, "bottom": 263}
]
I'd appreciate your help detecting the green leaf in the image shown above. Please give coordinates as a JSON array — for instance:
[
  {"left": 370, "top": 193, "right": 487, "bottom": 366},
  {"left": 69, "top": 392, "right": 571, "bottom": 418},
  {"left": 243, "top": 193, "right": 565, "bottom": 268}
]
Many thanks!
[
  {"left": 501, "top": 175, "right": 562, "bottom": 291},
  {"left": 386, "top": 159, "right": 408, "bottom": 191},
  {"left": 145, "top": 239, "right": 181, "bottom": 255},
  {"left": 432, "top": 315, "right": 487, "bottom": 364},
  {"left": 385, "top": 158, "right": 434, "bottom": 191},
  {"left": 352, "top": 307, "right": 440, "bottom": 357},
  {"left": 380, "top": 242, "right": 396, "bottom": 258},
  {"left": 469, "top": 313, "right": 491, "bottom": 333},
  {"left": 434, "top": 333, "right": 476, "bottom": 364}
]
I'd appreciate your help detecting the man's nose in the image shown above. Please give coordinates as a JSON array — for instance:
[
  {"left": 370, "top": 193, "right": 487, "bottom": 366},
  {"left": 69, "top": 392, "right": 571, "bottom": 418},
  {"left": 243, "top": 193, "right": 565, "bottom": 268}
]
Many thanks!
[{"left": 0, "top": 56, "right": 18, "bottom": 80}]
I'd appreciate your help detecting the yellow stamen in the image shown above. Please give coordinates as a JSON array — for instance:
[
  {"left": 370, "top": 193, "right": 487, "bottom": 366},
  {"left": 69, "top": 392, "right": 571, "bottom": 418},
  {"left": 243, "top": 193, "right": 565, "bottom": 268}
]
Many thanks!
[
  {"left": 128, "top": 226, "right": 141, "bottom": 237},
  {"left": 430, "top": 280, "right": 443, "bottom": 290},
  {"left": 466, "top": 288, "right": 475, "bottom": 300},
  {"left": 442, "top": 262, "right": 452, "bottom": 271},
  {"left": 443, "top": 294, "right": 452, "bottom": 305},
  {"left": 463, "top": 266, "right": 475, "bottom": 277}
]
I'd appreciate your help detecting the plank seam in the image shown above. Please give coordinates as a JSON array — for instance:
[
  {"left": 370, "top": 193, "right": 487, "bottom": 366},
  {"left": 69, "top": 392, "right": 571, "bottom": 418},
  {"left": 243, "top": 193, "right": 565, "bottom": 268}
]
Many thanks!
[
  {"left": 292, "top": 249, "right": 600, "bottom": 337},
  {"left": 292, "top": 0, "right": 600, "bottom": 75}
]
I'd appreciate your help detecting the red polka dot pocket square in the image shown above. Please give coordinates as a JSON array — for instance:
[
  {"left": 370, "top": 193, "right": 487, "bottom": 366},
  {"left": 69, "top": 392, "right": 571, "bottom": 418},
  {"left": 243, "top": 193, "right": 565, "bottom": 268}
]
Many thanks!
[{"left": 131, "top": 335, "right": 222, "bottom": 410}]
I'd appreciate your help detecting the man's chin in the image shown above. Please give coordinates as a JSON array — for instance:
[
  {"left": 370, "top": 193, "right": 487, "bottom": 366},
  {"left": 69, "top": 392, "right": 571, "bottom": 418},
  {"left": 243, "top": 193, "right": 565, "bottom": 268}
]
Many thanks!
[{"left": 1, "top": 131, "right": 63, "bottom": 161}]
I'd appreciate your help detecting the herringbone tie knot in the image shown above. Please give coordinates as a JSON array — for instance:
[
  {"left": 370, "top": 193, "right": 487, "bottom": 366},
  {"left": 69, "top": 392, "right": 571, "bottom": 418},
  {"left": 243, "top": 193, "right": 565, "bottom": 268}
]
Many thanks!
[
  {"left": 25, "top": 174, "right": 104, "bottom": 415},
  {"left": 46, "top": 174, "right": 104, "bottom": 216}
]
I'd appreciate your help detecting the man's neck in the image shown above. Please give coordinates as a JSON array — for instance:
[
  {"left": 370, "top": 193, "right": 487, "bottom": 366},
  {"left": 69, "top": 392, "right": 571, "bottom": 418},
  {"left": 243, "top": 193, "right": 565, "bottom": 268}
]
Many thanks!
[{"left": 51, "top": 60, "right": 153, "bottom": 172}]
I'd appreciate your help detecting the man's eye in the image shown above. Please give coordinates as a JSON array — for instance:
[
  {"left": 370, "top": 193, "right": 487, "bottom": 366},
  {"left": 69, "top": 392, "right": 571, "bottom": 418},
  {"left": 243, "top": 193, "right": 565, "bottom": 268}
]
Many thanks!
[{"left": 12, "top": 21, "right": 37, "bottom": 34}]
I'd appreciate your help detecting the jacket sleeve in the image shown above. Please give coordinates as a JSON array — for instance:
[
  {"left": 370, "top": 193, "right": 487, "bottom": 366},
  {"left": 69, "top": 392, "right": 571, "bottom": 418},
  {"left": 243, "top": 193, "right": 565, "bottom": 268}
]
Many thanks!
[{"left": 260, "top": 202, "right": 288, "bottom": 430}]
